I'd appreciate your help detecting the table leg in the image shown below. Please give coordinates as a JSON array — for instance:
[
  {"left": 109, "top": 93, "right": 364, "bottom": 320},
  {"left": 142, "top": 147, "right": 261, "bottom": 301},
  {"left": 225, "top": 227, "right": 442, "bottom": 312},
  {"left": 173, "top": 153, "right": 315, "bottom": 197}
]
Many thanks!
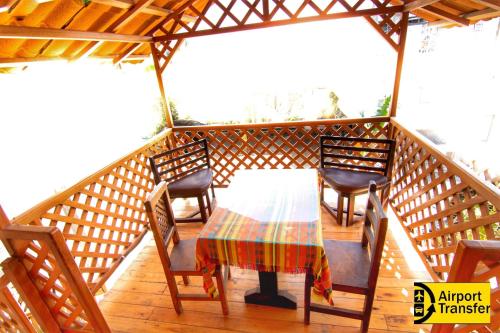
[{"left": 244, "top": 272, "right": 297, "bottom": 309}]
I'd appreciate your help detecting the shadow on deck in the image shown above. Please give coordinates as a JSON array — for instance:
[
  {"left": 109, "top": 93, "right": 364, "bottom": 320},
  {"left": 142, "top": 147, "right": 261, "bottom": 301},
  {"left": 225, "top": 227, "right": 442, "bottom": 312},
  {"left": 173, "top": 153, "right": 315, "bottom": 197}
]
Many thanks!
[{"left": 99, "top": 189, "right": 432, "bottom": 333}]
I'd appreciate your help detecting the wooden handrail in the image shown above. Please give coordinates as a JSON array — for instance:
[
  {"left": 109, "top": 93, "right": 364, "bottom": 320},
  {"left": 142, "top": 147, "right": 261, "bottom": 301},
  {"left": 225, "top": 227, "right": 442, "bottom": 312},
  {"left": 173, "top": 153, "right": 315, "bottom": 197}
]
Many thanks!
[
  {"left": 174, "top": 116, "right": 390, "bottom": 131},
  {"left": 390, "top": 118, "right": 500, "bottom": 207}
]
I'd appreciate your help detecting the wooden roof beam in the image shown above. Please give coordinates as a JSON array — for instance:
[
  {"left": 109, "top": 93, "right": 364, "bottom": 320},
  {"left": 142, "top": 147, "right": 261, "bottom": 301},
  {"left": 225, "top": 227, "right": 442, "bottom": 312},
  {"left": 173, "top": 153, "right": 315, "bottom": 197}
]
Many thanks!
[
  {"left": 470, "top": 0, "right": 500, "bottom": 11},
  {"left": 113, "top": 0, "right": 200, "bottom": 63},
  {"left": 404, "top": 0, "right": 441, "bottom": 11},
  {"left": 420, "top": 6, "right": 470, "bottom": 26},
  {"left": 75, "top": 0, "right": 158, "bottom": 59},
  {"left": 0, "top": 25, "right": 152, "bottom": 42},
  {"left": 91, "top": 0, "right": 196, "bottom": 21},
  {"left": 0, "top": 54, "right": 148, "bottom": 67},
  {"left": 428, "top": 8, "right": 499, "bottom": 26}
]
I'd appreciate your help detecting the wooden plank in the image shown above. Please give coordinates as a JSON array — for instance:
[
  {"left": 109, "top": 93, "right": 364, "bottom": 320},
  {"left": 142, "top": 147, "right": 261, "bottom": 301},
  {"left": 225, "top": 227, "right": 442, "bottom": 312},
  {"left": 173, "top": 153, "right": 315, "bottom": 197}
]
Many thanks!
[
  {"left": 75, "top": 0, "right": 157, "bottom": 59},
  {"left": 98, "top": 195, "right": 430, "bottom": 332},
  {"left": 420, "top": 6, "right": 470, "bottom": 26},
  {"left": 469, "top": 0, "right": 500, "bottom": 11},
  {"left": 91, "top": 0, "right": 196, "bottom": 20},
  {"left": 404, "top": 0, "right": 441, "bottom": 11},
  {"left": 0, "top": 25, "right": 152, "bottom": 42},
  {"left": 428, "top": 8, "right": 500, "bottom": 26}
]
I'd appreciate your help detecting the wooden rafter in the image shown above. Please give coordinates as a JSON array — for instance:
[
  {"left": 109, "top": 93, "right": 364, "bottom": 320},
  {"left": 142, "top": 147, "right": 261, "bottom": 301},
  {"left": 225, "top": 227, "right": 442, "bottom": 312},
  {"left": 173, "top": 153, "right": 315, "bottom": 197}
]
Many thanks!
[
  {"left": 470, "top": 0, "right": 500, "bottom": 11},
  {"left": 420, "top": 5, "right": 470, "bottom": 26},
  {"left": 404, "top": 0, "right": 441, "bottom": 11},
  {"left": 91, "top": 0, "right": 196, "bottom": 20},
  {"left": 113, "top": 44, "right": 143, "bottom": 64},
  {"left": 112, "top": 0, "right": 201, "bottom": 64},
  {"left": 0, "top": 25, "right": 151, "bottom": 42},
  {"left": 0, "top": 55, "right": 149, "bottom": 67},
  {"left": 428, "top": 8, "right": 499, "bottom": 26},
  {"left": 75, "top": 0, "right": 158, "bottom": 59}
]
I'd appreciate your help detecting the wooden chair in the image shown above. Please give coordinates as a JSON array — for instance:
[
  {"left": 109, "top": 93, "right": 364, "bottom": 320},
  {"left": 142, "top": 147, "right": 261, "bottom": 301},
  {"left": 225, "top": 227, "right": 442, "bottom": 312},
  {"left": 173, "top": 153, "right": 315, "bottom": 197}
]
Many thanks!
[
  {"left": 318, "top": 135, "right": 395, "bottom": 226},
  {"left": 149, "top": 138, "right": 215, "bottom": 223},
  {"left": 304, "top": 182, "right": 388, "bottom": 332},
  {"left": 144, "top": 181, "right": 229, "bottom": 315}
]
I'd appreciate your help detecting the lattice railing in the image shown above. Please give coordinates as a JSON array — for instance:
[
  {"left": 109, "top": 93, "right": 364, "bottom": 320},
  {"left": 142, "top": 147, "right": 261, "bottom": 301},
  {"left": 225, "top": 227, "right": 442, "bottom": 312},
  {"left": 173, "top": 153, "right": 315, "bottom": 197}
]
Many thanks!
[
  {"left": 431, "top": 240, "right": 500, "bottom": 333},
  {"left": 172, "top": 118, "right": 390, "bottom": 186},
  {"left": 152, "top": 0, "right": 406, "bottom": 73},
  {"left": 389, "top": 119, "right": 500, "bottom": 281},
  {"left": 7, "top": 130, "right": 171, "bottom": 293},
  {"left": 0, "top": 130, "right": 172, "bottom": 331},
  {"left": 0, "top": 274, "right": 38, "bottom": 332}
]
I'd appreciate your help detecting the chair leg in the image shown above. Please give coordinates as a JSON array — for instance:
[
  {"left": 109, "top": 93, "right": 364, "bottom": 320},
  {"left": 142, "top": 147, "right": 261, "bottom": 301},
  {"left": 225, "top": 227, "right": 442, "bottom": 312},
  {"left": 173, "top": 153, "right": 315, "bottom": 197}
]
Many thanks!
[
  {"left": 166, "top": 274, "right": 183, "bottom": 314},
  {"left": 215, "top": 266, "right": 229, "bottom": 315},
  {"left": 211, "top": 184, "right": 216, "bottom": 199},
  {"left": 182, "top": 276, "right": 190, "bottom": 286},
  {"left": 304, "top": 272, "right": 312, "bottom": 325},
  {"left": 205, "top": 191, "right": 212, "bottom": 215},
  {"left": 346, "top": 194, "right": 355, "bottom": 227},
  {"left": 381, "top": 184, "right": 391, "bottom": 210},
  {"left": 361, "top": 293, "right": 375, "bottom": 333},
  {"left": 197, "top": 194, "right": 208, "bottom": 223},
  {"left": 320, "top": 180, "right": 325, "bottom": 202},
  {"left": 336, "top": 193, "right": 344, "bottom": 226}
]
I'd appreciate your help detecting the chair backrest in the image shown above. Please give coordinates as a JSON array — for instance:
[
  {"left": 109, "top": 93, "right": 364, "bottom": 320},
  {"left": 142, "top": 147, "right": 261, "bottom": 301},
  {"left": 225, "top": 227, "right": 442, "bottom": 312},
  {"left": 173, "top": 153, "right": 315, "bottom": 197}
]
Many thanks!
[
  {"left": 144, "top": 181, "right": 180, "bottom": 274},
  {"left": 362, "top": 182, "right": 389, "bottom": 288},
  {"left": 149, "top": 139, "right": 211, "bottom": 184},
  {"left": 320, "top": 136, "right": 395, "bottom": 176}
]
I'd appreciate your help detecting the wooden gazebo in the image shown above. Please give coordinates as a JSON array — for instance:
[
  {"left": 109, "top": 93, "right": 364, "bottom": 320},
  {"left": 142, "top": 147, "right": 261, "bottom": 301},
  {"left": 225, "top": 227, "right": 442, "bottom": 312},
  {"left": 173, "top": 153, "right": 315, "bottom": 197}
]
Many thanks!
[{"left": 0, "top": 0, "right": 499, "bottom": 332}]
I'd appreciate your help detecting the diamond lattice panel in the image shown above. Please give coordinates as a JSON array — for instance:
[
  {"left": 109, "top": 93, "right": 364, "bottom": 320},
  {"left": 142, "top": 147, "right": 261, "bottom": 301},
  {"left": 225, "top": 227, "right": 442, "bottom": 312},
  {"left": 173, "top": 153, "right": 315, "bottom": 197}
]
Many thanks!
[
  {"left": 389, "top": 123, "right": 500, "bottom": 280},
  {"left": 173, "top": 119, "right": 390, "bottom": 186}
]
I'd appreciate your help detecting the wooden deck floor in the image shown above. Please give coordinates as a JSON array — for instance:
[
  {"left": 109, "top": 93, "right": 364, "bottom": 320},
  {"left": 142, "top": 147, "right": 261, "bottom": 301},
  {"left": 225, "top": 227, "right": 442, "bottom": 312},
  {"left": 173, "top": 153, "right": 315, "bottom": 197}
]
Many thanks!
[{"left": 99, "top": 190, "right": 432, "bottom": 333}]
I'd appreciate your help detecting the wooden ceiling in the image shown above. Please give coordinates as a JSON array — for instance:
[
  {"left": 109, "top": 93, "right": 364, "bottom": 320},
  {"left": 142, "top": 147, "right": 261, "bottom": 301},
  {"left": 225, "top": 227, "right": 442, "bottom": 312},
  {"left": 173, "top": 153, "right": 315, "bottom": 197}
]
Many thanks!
[{"left": 0, "top": 0, "right": 498, "bottom": 66}]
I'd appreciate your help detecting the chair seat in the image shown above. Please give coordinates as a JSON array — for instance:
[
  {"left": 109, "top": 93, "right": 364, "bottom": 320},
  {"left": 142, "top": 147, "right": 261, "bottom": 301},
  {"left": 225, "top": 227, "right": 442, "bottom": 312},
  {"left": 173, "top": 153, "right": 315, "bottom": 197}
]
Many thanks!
[
  {"left": 319, "top": 168, "right": 388, "bottom": 195},
  {"left": 324, "top": 239, "right": 370, "bottom": 291},
  {"left": 168, "top": 169, "right": 213, "bottom": 197},
  {"left": 170, "top": 238, "right": 197, "bottom": 272}
]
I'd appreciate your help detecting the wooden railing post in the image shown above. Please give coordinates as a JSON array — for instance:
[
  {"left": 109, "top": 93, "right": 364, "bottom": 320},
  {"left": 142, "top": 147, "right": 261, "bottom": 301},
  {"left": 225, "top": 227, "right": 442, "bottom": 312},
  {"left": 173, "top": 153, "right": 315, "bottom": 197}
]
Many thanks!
[
  {"left": 150, "top": 42, "right": 174, "bottom": 129},
  {"left": 389, "top": 11, "right": 409, "bottom": 117}
]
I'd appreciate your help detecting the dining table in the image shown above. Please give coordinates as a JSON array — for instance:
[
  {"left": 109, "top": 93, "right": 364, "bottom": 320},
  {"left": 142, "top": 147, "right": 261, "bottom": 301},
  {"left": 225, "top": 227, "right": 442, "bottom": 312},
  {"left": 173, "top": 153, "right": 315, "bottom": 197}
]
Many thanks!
[{"left": 195, "top": 168, "right": 333, "bottom": 309}]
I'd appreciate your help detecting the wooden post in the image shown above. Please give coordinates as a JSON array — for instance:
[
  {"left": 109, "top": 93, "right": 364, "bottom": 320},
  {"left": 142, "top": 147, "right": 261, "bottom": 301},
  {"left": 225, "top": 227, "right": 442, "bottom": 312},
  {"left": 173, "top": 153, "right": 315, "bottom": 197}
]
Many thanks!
[
  {"left": 389, "top": 12, "right": 409, "bottom": 117},
  {"left": 150, "top": 43, "right": 174, "bottom": 129}
]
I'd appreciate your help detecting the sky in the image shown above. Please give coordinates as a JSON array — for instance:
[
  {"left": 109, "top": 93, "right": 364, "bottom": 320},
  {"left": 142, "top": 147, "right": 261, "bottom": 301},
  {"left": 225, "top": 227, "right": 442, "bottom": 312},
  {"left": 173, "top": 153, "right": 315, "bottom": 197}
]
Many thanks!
[{"left": 0, "top": 17, "right": 499, "bottom": 217}]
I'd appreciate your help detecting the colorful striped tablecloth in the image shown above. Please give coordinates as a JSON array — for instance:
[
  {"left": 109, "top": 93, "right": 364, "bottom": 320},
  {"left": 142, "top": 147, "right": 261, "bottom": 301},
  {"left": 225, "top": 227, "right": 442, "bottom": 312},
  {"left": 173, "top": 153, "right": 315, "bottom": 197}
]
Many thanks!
[{"left": 195, "top": 169, "right": 333, "bottom": 304}]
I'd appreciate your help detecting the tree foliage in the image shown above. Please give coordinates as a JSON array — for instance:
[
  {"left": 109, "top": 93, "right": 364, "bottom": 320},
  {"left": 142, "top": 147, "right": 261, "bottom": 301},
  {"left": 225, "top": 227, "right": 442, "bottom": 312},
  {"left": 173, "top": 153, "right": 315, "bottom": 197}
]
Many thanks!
[{"left": 375, "top": 95, "right": 391, "bottom": 117}]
